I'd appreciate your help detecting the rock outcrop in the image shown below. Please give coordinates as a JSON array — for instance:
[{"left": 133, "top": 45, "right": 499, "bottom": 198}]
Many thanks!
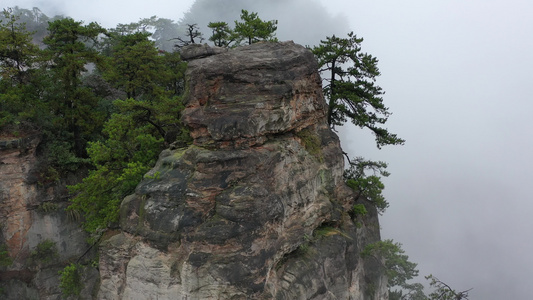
[
  {"left": 98, "top": 42, "right": 387, "bottom": 299},
  {"left": 0, "top": 135, "right": 98, "bottom": 299}
]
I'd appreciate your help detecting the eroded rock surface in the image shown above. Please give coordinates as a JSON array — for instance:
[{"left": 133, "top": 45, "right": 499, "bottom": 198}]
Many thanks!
[
  {"left": 98, "top": 42, "right": 387, "bottom": 300},
  {"left": 0, "top": 135, "right": 98, "bottom": 299},
  {"left": 182, "top": 41, "right": 326, "bottom": 149}
]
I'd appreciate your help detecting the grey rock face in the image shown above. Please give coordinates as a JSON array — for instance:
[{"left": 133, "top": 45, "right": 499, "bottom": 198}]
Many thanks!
[
  {"left": 98, "top": 42, "right": 387, "bottom": 299},
  {"left": 180, "top": 43, "right": 229, "bottom": 61},
  {"left": 0, "top": 135, "right": 99, "bottom": 299},
  {"left": 182, "top": 41, "right": 326, "bottom": 149}
]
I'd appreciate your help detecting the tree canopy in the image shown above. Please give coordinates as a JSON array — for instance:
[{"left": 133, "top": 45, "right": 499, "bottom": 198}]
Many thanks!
[
  {"left": 345, "top": 157, "right": 390, "bottom": 214},
  {"left": 204, "top": 10, "right": 278, "bottom": 47},
  {"left": 233, "top": 9, "right": 278, "bottom": 45},
  {"left": 312, "top": 32, "right": 405, "bottom": 148},
  {"left": 68, "top": 27, "right": 190, "bottom": 237},
  {"left": 208, "top": 21, "right": 233, "bottom": 47},
  {"left": 0, "top": 8, "right": 42, "bottom": 128},
  {"left": 43, "top": 18, "right": 107, "bottom": 157},
  {"left": 0, "top": 9, "right": 190, "bottom": 238}
]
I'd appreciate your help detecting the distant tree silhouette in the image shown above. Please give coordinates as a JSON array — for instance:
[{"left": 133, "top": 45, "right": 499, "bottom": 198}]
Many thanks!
[{"left": 174, "top": 23, "right": 204, "bottom": 48}]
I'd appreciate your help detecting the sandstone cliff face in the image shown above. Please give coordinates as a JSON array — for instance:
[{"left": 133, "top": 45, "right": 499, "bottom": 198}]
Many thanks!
[
  {"left": 0, "top": 135, "right": 98, "bottom": 299},
  {"left": 98, "top": 42, "right": 387, "bottom": 300}
]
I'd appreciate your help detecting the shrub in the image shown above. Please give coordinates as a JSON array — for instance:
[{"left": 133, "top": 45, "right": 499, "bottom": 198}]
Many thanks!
[
  {"left": 345, "top": 157, "right": 390, "bottom": 213},
  {"left": 295, "top": 128, "right": 324, "bottom": 162},
  {"left": 37, "top": 202, "right": 59, "bottom": 213},
  {"left": 30, "top": 239, "right": 59, "bottom": 266},
  {"left": 0, "top": 244, "right": 12, "bottom": 267},
  {"left": 59, "top": 263, "right": 83, "bottom": 297}
]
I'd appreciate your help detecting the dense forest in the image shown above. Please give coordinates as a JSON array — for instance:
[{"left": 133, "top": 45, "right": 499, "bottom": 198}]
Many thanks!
[
  {"left": 0, "top": 7, "right": 469, "bottom": 299},
  {"left": 0, "top": 7, "right": 192, "bottom": 239}
]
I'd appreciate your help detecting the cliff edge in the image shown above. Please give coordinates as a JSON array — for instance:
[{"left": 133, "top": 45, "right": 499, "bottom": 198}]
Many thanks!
[{"left": 98, "top": 41, "right": 387, "bottom": 300}]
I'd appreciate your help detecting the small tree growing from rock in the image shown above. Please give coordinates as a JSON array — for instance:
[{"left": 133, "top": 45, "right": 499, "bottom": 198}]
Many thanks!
[
  {"left": 208, "top": 21, "right": 234, "bottom": 47},
  {"left": 312, "top": 32, "right": 404, "bottom": 148},
  {"left": 174, "top": 23, "right": 204, "bottom": 48},
  {"left": 426, "top": 275, "right": 472, "bottom": 300},
  {"left": 233, "top": 9, "right": 278, "bottom": 45}
]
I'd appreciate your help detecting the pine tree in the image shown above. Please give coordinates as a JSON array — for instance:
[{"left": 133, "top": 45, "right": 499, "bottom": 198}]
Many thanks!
[
  {"left": 208, "top": 21, "right": 234, "bottom": 47},
  {"left": 0, "top": 8, "right": 43, "bottom": 128},
  {"left": 312, "top": 32, "right": 405, "bottom": 148},
  {"left": 103, "top": 31, "right": 164, "bottom": 99},
  {"left": 43, "top": 18, "right": 107, "bottom": 157},
  {"left": 233, "top": 10, "right": 278, "bottom": 45}
]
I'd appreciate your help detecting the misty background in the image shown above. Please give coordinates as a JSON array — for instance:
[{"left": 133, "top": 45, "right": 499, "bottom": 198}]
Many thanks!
[{"left": 3, "top": 0, "right": 532, "bottom": 298}]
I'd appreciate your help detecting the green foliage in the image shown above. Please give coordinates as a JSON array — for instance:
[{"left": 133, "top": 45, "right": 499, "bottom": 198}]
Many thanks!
[
  {"left": 103, "top": 32, "right": 163, "bottom": 99},
  {"left": 109, "top": 16, "right": 180, "bottom": 52},
  {"left": 426, "top": 275, "right": 471, "bottom": 300},
  {"left": 59, "top": 263, "right": 83, "bottom": 297},
  {"left": 233, "top": 10, "right": 278, "bottom": 45},
  {"left": 312, "top": 32, "right": 404, "bottom": 148},
  {"left": 389, "top": 282, "right": 428, "bottom": 300},
  {"left": 0, "top": 8, "right": 43, "bottom": 129},
  {"left": 42, "top": 17, "right": 107, "bottom": 158},
  {"left": 351, "top": 203, "right": 368, "bottom": 218},
  {"left": 345, "top": 157, "right": 390, "bottom": 213},
  {"left": 295, "top": 128, "right": 324, "bottom": 162},
  {"left": 63, "top": 25, "right": 188, "bottom": 238},
  {"left": 313, "top": 225, "right": 341, "bottom": 239},
  {"left": 37, "top": 202, "right": 59, "bottom": 213},
  {"left": 362, "top": 239, "right": 419, "bottom": 289},
  {"left": 0, "top": 9, "right": 105, "bottom": 183},
  {"left": 101, "top": 29, "right": 187, "bottom": 99},
  {"left": 0, "top": 244, "right": 11, "bottom": 295},
  {"left": 0, "top": 7, "right": 53, "bottom": 45},
  {"left": 0, "top": 244, "right": 12, "bottom": 267},
  {"left": 68, "top": 96, "right": 190, "bottom": 237},
  {"left": 206, "top": 11, "right": 277, "bottom": 47},
  {"left": 144, "top": 171, "right": 161, "bottom": 180},
  {"left": 208, "top": 21, "right": 234, "bottom": 47},
  {"left": 0, "top": 8, "right": 40, "bottom": 86},
  {"left": 45, "top": 140, "right": 90, "bottom": 171},
  {"left": 362, "top": 241, "right": 471, "bottom": 299},
  {"left": 30, "top": 239, "right": 59, "bottom": 265},
  {"left": 159, "top": 50, "right": 188, "bottom": 96},
  {"left": 297, "top": 234, "right": 312, "bottom": 254}
]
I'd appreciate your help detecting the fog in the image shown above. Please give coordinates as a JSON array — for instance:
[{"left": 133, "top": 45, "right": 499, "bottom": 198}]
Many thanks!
[
  {"left": 179, "top": 0, "right": 348, "bottom": 47},
  {"left": 3, "top": 0, "right": 533, "bottom": 298},
  {"left": 327, "top": 2, "right": 533, "bottom": 299}
]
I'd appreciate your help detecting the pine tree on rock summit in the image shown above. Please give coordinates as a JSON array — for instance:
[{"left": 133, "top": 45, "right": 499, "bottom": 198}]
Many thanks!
[{"left": 312, "top": 32, "right": 405, "bottom": 148}]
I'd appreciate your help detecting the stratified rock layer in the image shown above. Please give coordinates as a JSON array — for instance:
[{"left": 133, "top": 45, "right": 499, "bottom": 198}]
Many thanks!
[
  {"left": 182, "top": 41, "right": 326, "bottom": 149},
  {"left": 98, "top": 42, "right": 387, "bottom": 300}
]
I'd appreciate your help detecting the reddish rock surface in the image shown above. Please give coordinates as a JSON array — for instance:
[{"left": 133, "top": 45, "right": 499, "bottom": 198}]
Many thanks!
[
  {"left": 0, "top": 135, "right": 97, "bottom": 299},
  {"left": 182, "top": 41, "right": 326, "bottom": 149}
]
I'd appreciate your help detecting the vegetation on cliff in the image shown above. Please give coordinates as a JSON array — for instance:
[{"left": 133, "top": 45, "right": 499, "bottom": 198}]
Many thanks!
[
  {"left": 181, "top": 9, "right": 278, "bottom": 48},
  {"left": 0, "top": 6, "right": 469, "bottom": 299},
  {"left": 312, "top": 32, "right": 405, "bottom": 148},
  {"left": 0, "top": 8, "right": 190, "bottom": 236}
]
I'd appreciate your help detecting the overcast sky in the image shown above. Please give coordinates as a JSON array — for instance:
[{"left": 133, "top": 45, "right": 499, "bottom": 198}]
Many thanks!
[{"left": 3, "top": 0, "right": 532, "bottom": 298}]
